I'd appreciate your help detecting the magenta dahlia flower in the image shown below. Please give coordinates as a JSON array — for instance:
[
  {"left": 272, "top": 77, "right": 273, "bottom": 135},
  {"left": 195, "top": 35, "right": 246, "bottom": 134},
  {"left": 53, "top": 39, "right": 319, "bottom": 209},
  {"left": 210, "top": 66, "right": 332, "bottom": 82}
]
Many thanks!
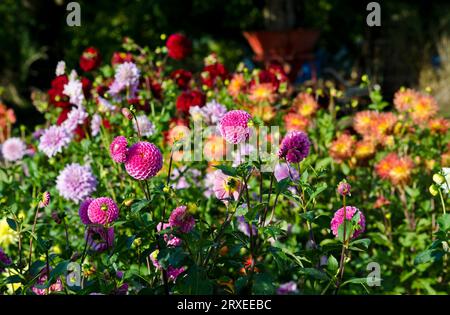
[
  {"left": 79, "top": 197, "right": 93, "bottom": 224},
  {"left": 330, "top": 206, "right": 366, "bottom": 239},
  {"left": 110, "top": 136, "right": 128, "bottom": 163},
  {"left": 56, "top": 163, "right": 97, "bottom": 203},
  {"left": 278, "top": 131, "right": 311, "bottom": 163},
  {"left": 87, "top": 197, "right": 119, "bottom": 225},
  {"left": 124, "top": 141, "right": 163, "bottom": 180},
  {"left": 168, "top": 206, "right": 195, "bottom": 233},
  {"left": 31, "top": 268, "right": 64, "bottom": 295},
  {"left": 218, "top": 110, "right": 252, "bottom": 144},
  {"left": 85, "top": 226, "right": 114, "bottom": 252},
  {"left": 157, "top": 222, "right": 182, "bottom": 247},
  {"left": 167, "top": 266, "right": 185, "bottom": 282}
]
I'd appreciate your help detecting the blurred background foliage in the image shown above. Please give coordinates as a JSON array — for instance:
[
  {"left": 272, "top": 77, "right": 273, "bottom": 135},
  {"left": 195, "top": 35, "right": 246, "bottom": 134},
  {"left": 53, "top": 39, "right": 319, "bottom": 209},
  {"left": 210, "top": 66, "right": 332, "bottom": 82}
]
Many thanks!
[{"left": 1, "top": 0, "right": 449, "bottom": 124}]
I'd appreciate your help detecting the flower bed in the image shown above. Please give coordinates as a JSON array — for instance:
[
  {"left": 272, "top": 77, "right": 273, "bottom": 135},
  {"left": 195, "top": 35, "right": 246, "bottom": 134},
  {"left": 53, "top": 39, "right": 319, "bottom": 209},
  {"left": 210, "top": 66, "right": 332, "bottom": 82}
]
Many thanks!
[{"left": 0, "top": 34, "right": 448, "bottom": 295}]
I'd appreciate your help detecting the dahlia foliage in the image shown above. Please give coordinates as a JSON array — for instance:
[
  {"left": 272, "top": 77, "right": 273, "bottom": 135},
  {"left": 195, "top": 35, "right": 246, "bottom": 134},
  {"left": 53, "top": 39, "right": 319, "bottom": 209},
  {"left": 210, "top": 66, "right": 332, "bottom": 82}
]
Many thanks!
[{"left": 0, "top": 36, "right": 448, "bottom": 296}]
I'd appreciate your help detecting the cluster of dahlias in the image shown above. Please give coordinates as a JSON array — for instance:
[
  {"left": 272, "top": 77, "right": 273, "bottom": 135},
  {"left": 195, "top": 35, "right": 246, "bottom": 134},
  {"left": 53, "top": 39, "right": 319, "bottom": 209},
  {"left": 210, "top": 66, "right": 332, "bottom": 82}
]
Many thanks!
[
  {"left": 110, "top": 136, "right": 163, "bottom": 180},
  {"left": 283, "top": 92, "right": 319, "bottom": 132},
  {"left": 393, "top": 88, "right": 441, "bottom": 125}
]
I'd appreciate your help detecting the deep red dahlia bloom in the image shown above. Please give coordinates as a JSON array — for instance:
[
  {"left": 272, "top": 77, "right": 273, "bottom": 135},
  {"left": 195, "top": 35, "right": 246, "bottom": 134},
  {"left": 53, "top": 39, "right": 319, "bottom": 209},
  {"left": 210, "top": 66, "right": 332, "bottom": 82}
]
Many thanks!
[
  {"left": 79, "top": 47, "right": 102, "bottom": 72},
  {"left": 166, "top": 33, "right": 192, "bottom": 60},
  {"left": 170, "top": 69, "right": 192, "bottom": 89},
  {"left": 176, "top": 90, "right": 205, "bottom": 114}
]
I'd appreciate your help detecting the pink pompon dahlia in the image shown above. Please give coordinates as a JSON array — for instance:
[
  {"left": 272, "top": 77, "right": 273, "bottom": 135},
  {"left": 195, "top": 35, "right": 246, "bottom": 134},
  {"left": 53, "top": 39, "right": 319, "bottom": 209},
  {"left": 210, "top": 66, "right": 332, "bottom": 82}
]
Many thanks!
[
  {"left": 168, "top": 206, "right": 195, "bottom": 233},
  {"left": 87, "top": 197, "right": 119, "bottom": 225},
  {"left": 278, "top": 131, "right": 311, "bottom": 163},
  {"left": 79, "top": 197, "right": 93, "bottom": 224},
  {"left": 218, "top": 110, "right": 253, "bottom": 144},
  {"left": 330, "top": 206, "right": 366, "bottom": 239},
  {"left": 124, "top": 141, "right": 163, "bottom": 180},
  {"left": 110, "top": 136, "right": 128, "bottom": 163}
]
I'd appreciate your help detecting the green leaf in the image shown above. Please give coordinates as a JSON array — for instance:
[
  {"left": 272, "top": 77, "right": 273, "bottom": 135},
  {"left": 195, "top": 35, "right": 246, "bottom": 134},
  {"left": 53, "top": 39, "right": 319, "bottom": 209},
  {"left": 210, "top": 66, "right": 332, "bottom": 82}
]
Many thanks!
[
  {"left": 6, "top": 218, "right": 17, "bottom": 231},
  {"left": 131, "top": 199, "right": 151, "bottom": 213},
  {"left": 49, "top": 260, "right": 70, "bottom": 281},
  {"left": 349, "top": 238, "right": 371, "bottom": 250},
  {"left": 437, "top": 213, "right": 450, "bottom": 231},
  {"left": 326, "top": 255, "right": 339, "bottom": 273},
  {"left": 299, "top": 268, "right": 329, "bottom": 281},
  {"left": 337, "top": 220, "right": 353, "bottom": 243},
  {"left": 414, "top": 248, "right": 444, "bottom": 265},
  {"left": 235, "top": 204, "right": 248, "bottom": 217},
  {"left": 177, "top": 265, "right": 213, "bottom": 295},
  {"left": 275, "top": 178, "right": 290, "bottom": 194},
  {"left": 214, "top": 164, "right": 237, "bottom": 177},
  {"left": 252, "top": 273, "right": 275, "bottom": 295}
]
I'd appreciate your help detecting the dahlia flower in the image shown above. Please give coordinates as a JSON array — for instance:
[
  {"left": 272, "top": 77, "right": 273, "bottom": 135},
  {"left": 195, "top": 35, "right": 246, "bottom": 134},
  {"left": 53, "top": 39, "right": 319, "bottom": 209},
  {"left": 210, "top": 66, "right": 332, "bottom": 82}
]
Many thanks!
[
  {"left": 170, "top": 69, "right": 192, "bottom": 89},
  {"left": 38, "top": 125, "right": 72, "bottom": 158},
  {"left": 133, "top": 115, "right": 155, "bottom": 137},
  {"left": 218, "top": 110, "right": 252, "bottom": 144},
  {"left": 124, "top": 141, "right": 163, "bottom": 180},
  {"left": 200, "top": 100, "right": 227, "bottom": 125},
  {"left": 337, "top": 181, "right": 351, "bottom": 196},
  {"left": 227, "top": 73, "right": 246, "bottom": 98},
  {"left": 393, "top": 88, "right": 419, "bottom": 112},
  {"left": 1, "top": 137, "right": 26, "bottom": 162},
  {"left": 157, "top": 222, "right": 182, "bottom": 247},
  {"left": 0, "top": 247, "right": 12, "bottom": 273},
  {"left": 85, "top": 226, "right": 114, "bottom": 252},
  {"left": 110, "top": 136, "right": 128, "bottom": 163},
  {"left": 277, "top": 281, "right": 298, "bottom": 295},
  {"left": 32, "top": 268, "right": 64, "bottom": 295},
  {"left": 329, "top": 133, "right": 356, "bottom": 163},
  {"left": 55, "top": 61, "right": 66, "bottom": 76},
  {"left": 79, "top": 198, "right": 93, "bottom": 225},
  {"left": 176, "top": 90, "right": 206, "bottom": 114},
  {"left": 248, "top": 83, "right": 276, "bottom": 103},
  {"left": 166, "top": 33, "right": 192, "bottom": 60},
  {"left": 203, "top": 135, "right": 226, "bottom": 162},
  {"left": 167, "top": 266, "right": 185, "bottom": 282},
  {"left": 330, "top": 206, "right": 366, "bottom": 239},
  {"left": 294, "top": 92, "right": 318, "bottom": 117},
  {"left": 274, "top": 163, "right": 300, "bottom": 182},
  {"left": 375, "top": 153, "right": 414, "bottom": 186},
  {"left": 212, "top": 170, "right": 243, "bottom": 203},
  {"left": 90, "top": 114, "right": 102, "bottom": 137},
  {"left": 278, "top": 131, "right": 311, "bottom": 163},
  {"left": 109, "top": 62, "right": 140, "bottom": 95},
  {"left": 79, "top": 47, "right": 101, "bottom": 72},
  {"left": 284, "top": 113, "right": 309, "bottom": 132},
  {"left": 63, "top": 76, "right": 84, "bottom": 107},
  {"left": 410, "top": 94, "right": 438, "bottom": 124},
  {"left": 62, "top": 107, "right": 88, "bottom": 133},
  {"left": 168, "top": 206, "right": 195, "bottom": 233},
  {"left": 87, "top": 197, "right": 119, "bottom": 225},
  {"left": 56, "top": 163, "right": 97, "bottom": 203}
]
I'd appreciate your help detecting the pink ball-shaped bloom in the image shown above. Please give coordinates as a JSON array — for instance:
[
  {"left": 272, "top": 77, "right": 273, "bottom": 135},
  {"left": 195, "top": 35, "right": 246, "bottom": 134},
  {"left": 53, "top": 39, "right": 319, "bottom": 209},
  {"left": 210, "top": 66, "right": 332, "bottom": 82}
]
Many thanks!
[
  {"left": 110, "top": 136, "right": 128, "bottom": 163},
  {"left": 278, "top": 131, "right": 311, "bottom": 163},
  {"left": 218, "top": 110, "right": 252, "bottom": 144},
  {"left": 87, "top": 197, "right": 119, "bottom": 225},
  {"left": 330, "top": 206, "right": 366, "bottom": 239},
  {"left": 79, "top": 197, "right": 93, "bottom": 224},
  {"left": 124, "top": 141, "right": 163, "bottom": 180},
  {"left": 168, "top": 206, "right": 195, "bottom": 233}
]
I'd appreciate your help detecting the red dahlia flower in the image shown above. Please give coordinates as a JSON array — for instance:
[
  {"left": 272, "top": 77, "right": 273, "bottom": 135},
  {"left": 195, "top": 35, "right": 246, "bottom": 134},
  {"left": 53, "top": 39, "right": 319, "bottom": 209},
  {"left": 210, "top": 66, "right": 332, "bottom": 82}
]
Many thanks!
[
  {"left": 166, "top": 33, "right": 192, "bottom": 60},
  {"left": 79, "top": 47, "right": 101, "bottom": 72}
]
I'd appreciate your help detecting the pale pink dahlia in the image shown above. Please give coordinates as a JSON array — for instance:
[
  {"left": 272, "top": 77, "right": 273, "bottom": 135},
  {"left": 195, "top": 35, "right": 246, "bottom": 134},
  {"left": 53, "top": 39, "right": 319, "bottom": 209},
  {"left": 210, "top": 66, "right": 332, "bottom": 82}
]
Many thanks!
[
  {"left": 124, "top": 141, "right": 163, "bottom": 180},
  {"left": 1, "top": 137, "right": 27, "bottom": 162},
  {"left": 110, "top": 136, "right": 128, "bottom": 163},
  {"left": 278, "top": 131, "right": 311, "bottom": 163},
  {"left": 79, "top": 197, "right": 93, "bottom": 224},
  {"left": 218, "top": 110, "right": 252, "bottom": 144},
  {"left": 168, "top": 206, "right": 195, "bottom": 233},
  {"left": 330, "top": 206, "right": 366, "bottom": 239},
  {"left": 87, "top": 197, "right": 119, "bottom": 225},
  {"left": 212, "top": 170, "right": 242, "bottom": 203}
]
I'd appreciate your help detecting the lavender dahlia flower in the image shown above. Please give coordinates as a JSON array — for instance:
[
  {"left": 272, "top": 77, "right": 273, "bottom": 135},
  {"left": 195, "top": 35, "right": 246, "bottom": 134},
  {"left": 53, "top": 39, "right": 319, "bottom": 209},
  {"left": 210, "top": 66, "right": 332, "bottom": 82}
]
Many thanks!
[
  {"left": 1, "top": 137, "right": 26, "bottom": 162},
  {"left": 278, "top": 131, "right": 311, "bottom": 163},
  {"left": 63, "top": 77, "right": 84, "bottom": 107},
  {"left": 38, "top": 126, "right": 72, "bottom": 158},
  {"left": 277, "top": 281, "right": 298, "bottom": 295},
  {"left": 90, "top": 114, "right": 102, "bottom": 137},
  {"left": 274, "top": 163, "right": 300, "bottom": 182},
  {"left": 56, "top": 163, "right": 97, "bottom": 203},
  {"left": 109, "top": 62, "right": 140, "bottom": 95},
  {"left": 133, "top": 115, "right": 155, "bottom": 137},
  {"left": 62, "top": 107, "right": 88, "bottom": 134}
]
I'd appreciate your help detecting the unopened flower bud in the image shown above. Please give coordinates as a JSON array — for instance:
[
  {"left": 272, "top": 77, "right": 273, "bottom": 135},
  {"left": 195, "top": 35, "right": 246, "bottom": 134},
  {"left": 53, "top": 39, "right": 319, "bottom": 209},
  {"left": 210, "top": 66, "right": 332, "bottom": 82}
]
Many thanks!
[
  {"left": 429, "top": 184, "right": 439, "bottom": 196},
  {"left": 121, "top": 108, "right": 133, "bottom": 120},
  {"left": 433, "top": 174, "right": 446, "bottom": 185},
  {"left": 39, "top": 191, "right": 51, "bottom": 208},
  {"left": 337, "top": 181, "right": 351, "bottom": 196}
]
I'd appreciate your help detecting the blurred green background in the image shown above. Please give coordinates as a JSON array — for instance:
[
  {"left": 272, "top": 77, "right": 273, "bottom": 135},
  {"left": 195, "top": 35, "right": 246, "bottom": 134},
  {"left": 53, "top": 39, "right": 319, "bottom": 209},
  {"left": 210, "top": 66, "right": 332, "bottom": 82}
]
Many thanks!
[{"left": 1, "top": 0, "right": 449, "bottom": 124}]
